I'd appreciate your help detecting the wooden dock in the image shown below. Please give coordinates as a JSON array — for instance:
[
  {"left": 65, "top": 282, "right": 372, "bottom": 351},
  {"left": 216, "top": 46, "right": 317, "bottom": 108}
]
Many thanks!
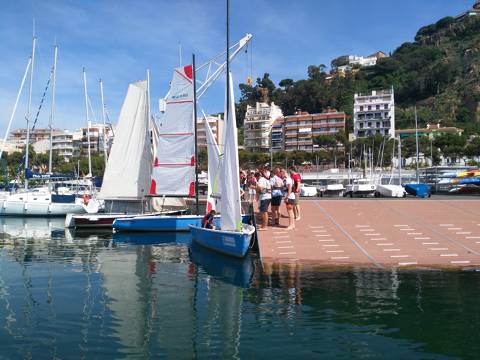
[{"left": 257, "top": 199, "right": 480, "bottom": 269}]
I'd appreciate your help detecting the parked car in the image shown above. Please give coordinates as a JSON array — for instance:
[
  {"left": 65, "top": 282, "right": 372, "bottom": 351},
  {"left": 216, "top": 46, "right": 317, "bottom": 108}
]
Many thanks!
[{"left": 300, "top": 183, "right": 318, "bottom": 197}]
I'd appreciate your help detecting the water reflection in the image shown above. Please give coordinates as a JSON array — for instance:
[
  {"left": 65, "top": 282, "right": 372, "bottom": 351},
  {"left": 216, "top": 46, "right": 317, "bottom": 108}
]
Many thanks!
[{"left": 0, "top": 218, "right": 479, "bottom": 359}]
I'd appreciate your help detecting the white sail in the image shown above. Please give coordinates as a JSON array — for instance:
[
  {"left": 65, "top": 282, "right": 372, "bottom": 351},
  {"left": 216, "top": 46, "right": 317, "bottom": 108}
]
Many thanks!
[
  {"left": 150, "top": 65, "right": 195, "bottom": 196},
  {"left": 205, "top": 116, "right": 222, "bottom": 212},
  {"left": 99, "top": 80, "right": 151, "bottom": 200},
  {"left": 151, "top": 117, "right": 160, "bottom": 157},
  {"left": 220, "top": 73, "right": 242, "bottom": 231}
]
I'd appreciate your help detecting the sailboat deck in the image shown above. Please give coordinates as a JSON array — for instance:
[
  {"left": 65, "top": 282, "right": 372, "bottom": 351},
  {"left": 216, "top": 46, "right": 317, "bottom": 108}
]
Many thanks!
[{"left": 257, "top": 198, "right": 480, "bottom": 269}]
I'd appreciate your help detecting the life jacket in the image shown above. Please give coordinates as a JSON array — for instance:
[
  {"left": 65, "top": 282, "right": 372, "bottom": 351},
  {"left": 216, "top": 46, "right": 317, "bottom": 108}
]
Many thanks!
[{"left": 201, "top": 214, "right": 213, "bottom": 228}]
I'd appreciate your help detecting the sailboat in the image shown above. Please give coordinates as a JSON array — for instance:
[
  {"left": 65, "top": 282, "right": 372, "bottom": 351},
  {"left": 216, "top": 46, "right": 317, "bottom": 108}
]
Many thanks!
[
  {"left": 189, "top": 71, "right": 255, "bottom": 258},
  {"left": 189, "top": 1, "right": 255, "bottom": 258},
  {"left": 112, "top": 35, "right": 253, "bottom": 233},
  {"left": 1, "top": 40, "right": 92, "bottom": 216},
  {"left": 345, "top": 146, "right": 376, "bottom": 197},
  {"left": 375, "top": 137, "right": 406, "bottom": 197},
  {"left": 65, "top": 76, "right": 181, "bottom": 228},
  {"left": 404, "top": 107, "right": 431, "bottom": 198}
]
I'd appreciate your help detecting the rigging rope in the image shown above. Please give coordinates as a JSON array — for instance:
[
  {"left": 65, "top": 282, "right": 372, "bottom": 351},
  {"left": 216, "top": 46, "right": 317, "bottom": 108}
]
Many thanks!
[{"left": 13, "top": 71, "right": 53, "bottom": 185}]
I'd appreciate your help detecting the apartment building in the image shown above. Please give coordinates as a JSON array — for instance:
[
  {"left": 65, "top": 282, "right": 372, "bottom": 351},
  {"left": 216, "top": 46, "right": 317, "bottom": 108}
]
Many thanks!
[
  {"left": 353, "top": 88, "right": 395, "bottom": 139},
  {"left": 280, "top": 109, "right": 346, "bottom": 152},
  {"left": 271, "top": 119, "right": 284, "bottom": 152},
  {"left": 76, "top": 124, "right": 114, "bottom": 156},
  {"left": 244, "top": 102, "right": 283, "bottom": 152},
  {"left": 10, "top": 128, "right": 59, "bottom": 143},
  {"left": 196, "top": 115, "right": 223, "bottom": 149}
]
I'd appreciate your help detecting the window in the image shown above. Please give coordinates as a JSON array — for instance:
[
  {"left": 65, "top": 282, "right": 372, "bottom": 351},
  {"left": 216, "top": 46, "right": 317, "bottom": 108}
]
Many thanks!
[
  {"left": 376, "top": 105, "right": 380, "bottom": 110},
  {"left": 360, "top": 123, "right": 364, "bottom": 129},
  {"left": 384, "top": 104, "right": 388, "bottom": 110},
  {"left": 360, "top": 106, "right": 364, "bottom": 111},
  {"left": 367, "top": 106, "right": 372, "bottom": 111},
  {"left": 376, "top": 122, "right": 380, "bottom": 128},
  {"left": 367, "top": 122, "right": 372, "bottom": 127}
]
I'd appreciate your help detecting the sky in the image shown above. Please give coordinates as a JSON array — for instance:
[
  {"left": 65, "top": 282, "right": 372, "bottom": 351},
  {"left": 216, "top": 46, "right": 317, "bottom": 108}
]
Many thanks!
[{"left": 0, "top": 0, "right": 474, "bottom": 134}]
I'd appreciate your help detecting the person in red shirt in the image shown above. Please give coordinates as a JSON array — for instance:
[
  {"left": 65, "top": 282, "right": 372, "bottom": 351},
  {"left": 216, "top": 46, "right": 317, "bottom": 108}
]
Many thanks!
[{"left": 290, "top": 167, "right": 301, "bottom": 221}]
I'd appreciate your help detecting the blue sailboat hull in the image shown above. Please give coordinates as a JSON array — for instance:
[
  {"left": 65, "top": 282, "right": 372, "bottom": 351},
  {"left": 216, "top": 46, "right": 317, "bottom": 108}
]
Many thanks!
[
  {"left": 112, "top": 214, "right": 251, "bottom": 232},
  {"left": 189, "top": 224, "right": 255, "bottom": 258},
  {"left": 189, "top": 241, "right": 254, "bottom": 287},
  {"left": 404, "top": 183, "right": 431, "bottom": 198}
]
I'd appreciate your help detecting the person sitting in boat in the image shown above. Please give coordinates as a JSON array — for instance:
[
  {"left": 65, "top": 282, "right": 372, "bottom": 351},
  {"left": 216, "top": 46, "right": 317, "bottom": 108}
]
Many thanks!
[{"left": 201, "top": 210, "right": 216, "bottom": 229}]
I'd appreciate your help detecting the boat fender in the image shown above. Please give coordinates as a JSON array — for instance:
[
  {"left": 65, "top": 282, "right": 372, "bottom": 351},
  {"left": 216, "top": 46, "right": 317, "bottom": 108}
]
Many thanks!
[{"left": 83, "top": 194, "right": 90, "bottom": 205}]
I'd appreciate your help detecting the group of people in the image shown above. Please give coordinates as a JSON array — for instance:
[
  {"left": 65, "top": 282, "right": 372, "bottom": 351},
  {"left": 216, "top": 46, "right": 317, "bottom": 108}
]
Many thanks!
[
  {"left": 201, "top": 167, "right": 302, "bottom": 232},
  {"left": 240, "top": 168, "right": 301, "bottom": 231}
]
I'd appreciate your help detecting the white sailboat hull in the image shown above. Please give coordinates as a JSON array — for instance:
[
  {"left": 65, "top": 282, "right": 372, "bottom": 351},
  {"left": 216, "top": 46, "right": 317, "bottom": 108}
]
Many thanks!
[
  {"left": 376, "top": 184, "right": 406, "bottom": 198},
  {"left": 0, "top": 192, "right": 87, "bottom": 216},
  {"left": 346, "top": 183, "right": 376, "bottom": 197}
]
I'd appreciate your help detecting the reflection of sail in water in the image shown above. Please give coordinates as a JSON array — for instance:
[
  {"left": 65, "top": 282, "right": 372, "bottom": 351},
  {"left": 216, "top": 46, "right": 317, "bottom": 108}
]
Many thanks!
[
  {"left": 353, "top": 269, "right": 400, "bottom": 315},
  {"left": 194, "top": 273, "right": 243, "bottom": 358},
  {"left": 99, "top": 242, "right": 197, "bottom": 358},
  {"left": 189, "top": 244, "right": 253, "bottom": 357}
]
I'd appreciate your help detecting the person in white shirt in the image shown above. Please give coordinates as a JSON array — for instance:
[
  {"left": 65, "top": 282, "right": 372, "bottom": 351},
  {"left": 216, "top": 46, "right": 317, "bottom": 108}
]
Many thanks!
[
  {"left": 270, "top": 168, "right": 284, "bottom": 226},
  {"left": 256, "top": 169, "right": 272, "bottom": 230},
  {"left": 281, "top": 168, "right": 296, "bottom": 230}
]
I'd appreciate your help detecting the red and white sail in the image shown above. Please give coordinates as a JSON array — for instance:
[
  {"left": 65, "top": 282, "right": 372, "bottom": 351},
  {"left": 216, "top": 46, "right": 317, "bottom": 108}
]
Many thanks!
[{"left": 150, "top": 65, "right": 195, "bottom": 196}]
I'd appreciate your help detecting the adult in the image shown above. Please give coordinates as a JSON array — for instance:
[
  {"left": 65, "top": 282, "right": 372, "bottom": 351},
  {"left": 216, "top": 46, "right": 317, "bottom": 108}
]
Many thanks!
[
  {"left": 256, "top": 169, "right": 272, "bottom": 230},
  {"left": 270, "top": 168, "right": 284, "bottom": 226},
  {"left": 290, "top": 167, "right": 302, "bottom": 221},
  {"left": 281, "top": 168, "right": 296, "bottom": 230},
  {"left": 247, "top": 171, "right": 257, "bottom": 203}
]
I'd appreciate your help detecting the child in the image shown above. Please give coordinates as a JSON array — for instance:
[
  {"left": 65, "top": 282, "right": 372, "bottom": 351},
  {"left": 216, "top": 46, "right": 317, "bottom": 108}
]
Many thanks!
[{"left": 201, "top": 210, "right": 216, "bottom": 229}]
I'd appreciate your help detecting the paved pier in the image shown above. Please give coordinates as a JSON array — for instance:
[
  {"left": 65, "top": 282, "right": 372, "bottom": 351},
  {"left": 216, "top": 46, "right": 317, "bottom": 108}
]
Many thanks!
[{"left": 258, "top": 199, "right": 480, "bottom": 269}]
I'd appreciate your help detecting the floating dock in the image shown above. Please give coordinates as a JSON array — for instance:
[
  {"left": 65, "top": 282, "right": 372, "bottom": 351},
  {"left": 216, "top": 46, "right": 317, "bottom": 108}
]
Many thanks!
[{"left": 258, "top": 199, "right": 480, "bottom": 269}]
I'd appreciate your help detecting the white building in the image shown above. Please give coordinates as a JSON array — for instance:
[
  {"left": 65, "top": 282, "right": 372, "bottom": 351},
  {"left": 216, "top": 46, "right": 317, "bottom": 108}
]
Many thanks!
[
  {"left": 349, "top": 51, "right": 387, "bottom": 67},
  {"left": 244, "top": 102, "right": 283, "bottom": 152},
  {"left": 31, "top": 130, "right": 74, "bottom": 161},
  {"left": 74, "top": 123, "right": 114, "bottom": 156},
  {"left": 196, "top": 115, "right": 223, "bottom": 149},
  {"left": 353, "top": 88, "right": 395, "bottom": 139},
  {"left": 0, "top": 139, "right": 24, "bottom": 154}
]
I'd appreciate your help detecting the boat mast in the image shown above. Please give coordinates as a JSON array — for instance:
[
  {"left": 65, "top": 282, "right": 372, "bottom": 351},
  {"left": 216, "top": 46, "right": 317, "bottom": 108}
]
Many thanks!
[
  {"left": 48, "top": 43, "right": 58, "bottom": 174},
  {"left": 82, "top": 68, "right": 92, "bottom": 177},
  {"left": 25, "top": 35, "right": 36, "bottom": 190},
  {"left": 414, "top": 106, "right": 420, "bottom": 183},
  {"left": 99, "top": 79, "right": 108, "bottom": 168},
  {"left": 398, "top": 136, "right": 402, "bottom": 185},
  {"left": 193, "top": 55, "right": 199, "bottom": 215},
  {"left": 226, "top": 0, "right": 230, "bottom": 136},
  {"left": 0, "top": 58, "right": 31, "bottom": 161}
]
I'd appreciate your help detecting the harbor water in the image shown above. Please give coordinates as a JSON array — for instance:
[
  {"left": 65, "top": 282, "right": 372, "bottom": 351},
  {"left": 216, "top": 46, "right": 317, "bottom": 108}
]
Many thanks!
[{"left": 0, "top": 218, "right": 479, "bottom": 359}]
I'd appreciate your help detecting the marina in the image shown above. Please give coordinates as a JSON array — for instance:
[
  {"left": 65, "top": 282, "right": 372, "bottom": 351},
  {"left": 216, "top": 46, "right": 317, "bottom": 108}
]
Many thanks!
[
  {"left": 258, "top": 198, "right": 480, "bottom": 269},
  {"left": 0, "top": 216, "right": 480, "bottom": 359},
  {"left": 1, "top": 0, "right": 480, "bottom": 358}
]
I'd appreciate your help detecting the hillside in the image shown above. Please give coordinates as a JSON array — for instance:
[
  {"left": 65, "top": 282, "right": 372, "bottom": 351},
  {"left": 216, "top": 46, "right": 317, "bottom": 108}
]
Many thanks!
[{"left": 237, "top": 14, "right": 480, "bottom": 135}]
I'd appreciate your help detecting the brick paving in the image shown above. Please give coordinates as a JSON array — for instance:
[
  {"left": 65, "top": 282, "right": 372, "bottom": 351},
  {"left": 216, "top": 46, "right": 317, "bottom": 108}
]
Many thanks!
[{"left": 258, "top": 199, "right": 480, "bottom": 269}]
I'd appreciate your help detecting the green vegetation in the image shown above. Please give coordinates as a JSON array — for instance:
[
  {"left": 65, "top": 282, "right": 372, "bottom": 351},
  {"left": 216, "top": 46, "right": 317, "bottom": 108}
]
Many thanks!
[
  {"left": 236, "top": 15, "right": 480, "bottom": 135},
  {"left": 0, "top": 150, "right": 106, "bottom": 184},
  {"left": 233, "top": 13, "right": 480, "bottom": 167}
]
